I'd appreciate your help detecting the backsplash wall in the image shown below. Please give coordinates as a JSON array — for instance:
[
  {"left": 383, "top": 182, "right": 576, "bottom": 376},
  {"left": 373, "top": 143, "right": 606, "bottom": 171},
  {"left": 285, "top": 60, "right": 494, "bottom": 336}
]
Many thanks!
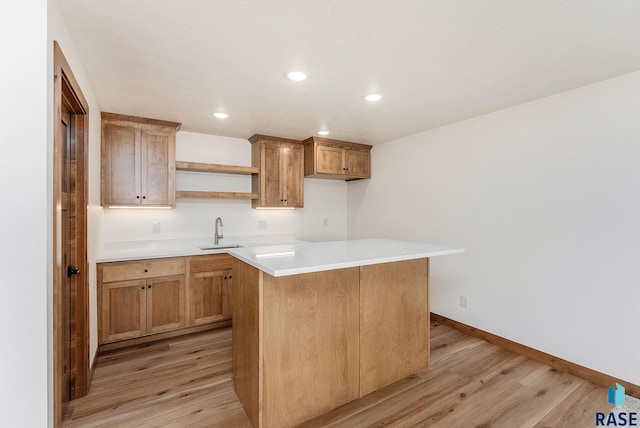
[{"left": 102, "top": 131, "right": 348, "bottom": 243}]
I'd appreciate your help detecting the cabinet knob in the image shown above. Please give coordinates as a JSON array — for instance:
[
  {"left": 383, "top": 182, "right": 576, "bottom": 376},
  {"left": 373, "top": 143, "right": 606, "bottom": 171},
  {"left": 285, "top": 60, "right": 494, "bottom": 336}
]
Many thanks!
[
  {"left": 142, "top": 196, "right": 146, "bottom": 199},
  {"left": 144, "top": 269, "right": 148, "bottom": 273},
  {"left": 136, "top": 195, "right": 140, "bottom": 199},
  {"left": 229, "top": 275, "right": 232, "bottom": 279},
  {"left": 141, "top": 286, "right": 145, "bottom": 290},
  {"left": 147, "top": 284, "right": 152, "bottom": 289}
]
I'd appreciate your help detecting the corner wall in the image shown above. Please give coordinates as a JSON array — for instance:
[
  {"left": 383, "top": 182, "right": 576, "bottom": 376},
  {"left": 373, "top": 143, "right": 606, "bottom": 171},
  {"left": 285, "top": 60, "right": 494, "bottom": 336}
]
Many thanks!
[
  {"left": 0, "top": 2, "right": 49, "bottom": 426},
  {"left": 347, "top": 70, "right": 640, "bottom": 385}
]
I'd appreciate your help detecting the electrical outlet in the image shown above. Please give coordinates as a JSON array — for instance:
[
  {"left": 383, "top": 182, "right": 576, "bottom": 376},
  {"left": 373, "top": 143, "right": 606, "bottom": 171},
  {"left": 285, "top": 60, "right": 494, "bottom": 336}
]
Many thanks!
[
  {"left": 459, "top": 295, "right": 468, "bottom": 309},
  {"left": 152, "top": 221, "right": 161, "bottom": 233},
  {"left": 323, "top": 218, "right": 329, "bottom": 227},
  {"left": 258, "top": 220, "right": 267, "bottom": 230}
]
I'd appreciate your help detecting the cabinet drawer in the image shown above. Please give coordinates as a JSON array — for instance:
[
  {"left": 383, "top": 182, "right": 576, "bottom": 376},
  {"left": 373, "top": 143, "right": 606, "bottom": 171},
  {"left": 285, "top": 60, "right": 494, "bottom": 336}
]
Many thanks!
[
  {"left": 101, "top": 257, "right": 186, "bottom": 282},
  {"left": 189, "top": 254, "right": 233, "bottom": 273}
]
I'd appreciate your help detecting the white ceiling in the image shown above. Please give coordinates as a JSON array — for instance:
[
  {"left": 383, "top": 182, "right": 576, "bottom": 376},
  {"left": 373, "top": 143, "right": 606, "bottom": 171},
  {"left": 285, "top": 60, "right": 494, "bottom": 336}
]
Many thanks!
[{"left": 57, "top": 0, "right": 640, "bottom": 145}]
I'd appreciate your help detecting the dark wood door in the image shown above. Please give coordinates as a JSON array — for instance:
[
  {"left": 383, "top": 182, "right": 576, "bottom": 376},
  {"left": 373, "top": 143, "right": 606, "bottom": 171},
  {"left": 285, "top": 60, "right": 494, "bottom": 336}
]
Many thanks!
[
  {"left": 54, "top": 41, "right": 91, "bottom": 425},
  {"left": 60, "top": 103, "right": 74, "bottom": 409}
]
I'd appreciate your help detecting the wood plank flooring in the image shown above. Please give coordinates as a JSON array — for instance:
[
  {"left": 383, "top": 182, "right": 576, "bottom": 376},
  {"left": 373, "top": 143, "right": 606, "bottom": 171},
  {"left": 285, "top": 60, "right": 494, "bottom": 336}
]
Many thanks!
[{"left": 63, "top": 323, "right": 612, "bottom": 427}]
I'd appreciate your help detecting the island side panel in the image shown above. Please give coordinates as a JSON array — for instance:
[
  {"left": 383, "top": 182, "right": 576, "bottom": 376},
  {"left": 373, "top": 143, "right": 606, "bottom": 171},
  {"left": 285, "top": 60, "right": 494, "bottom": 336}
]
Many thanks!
[
  {"left": 262, "top": 268, "right": 360, "bottom": 428},
  {"left": 231, "top": 258, "right": 263, "bottom": 428},
  {"left": 359, "top": 258, "right": 430, "bottom": 397}
]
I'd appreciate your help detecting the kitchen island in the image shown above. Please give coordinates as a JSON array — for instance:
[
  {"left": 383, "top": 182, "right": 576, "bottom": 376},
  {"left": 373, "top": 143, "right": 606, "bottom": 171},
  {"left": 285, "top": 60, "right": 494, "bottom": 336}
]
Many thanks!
[{"left": 228, "top": 239, "right": 464, "bottom": 428}]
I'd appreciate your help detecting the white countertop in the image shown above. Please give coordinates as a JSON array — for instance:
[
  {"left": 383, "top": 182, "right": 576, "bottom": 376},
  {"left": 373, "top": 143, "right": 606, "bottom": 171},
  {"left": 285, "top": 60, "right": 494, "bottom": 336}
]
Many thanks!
[
  {"left": 228, "top": 239, "right": 464, "bottom": 277},
  {"left": 96, "top": 234, "right": 302, "bottom": 262}
]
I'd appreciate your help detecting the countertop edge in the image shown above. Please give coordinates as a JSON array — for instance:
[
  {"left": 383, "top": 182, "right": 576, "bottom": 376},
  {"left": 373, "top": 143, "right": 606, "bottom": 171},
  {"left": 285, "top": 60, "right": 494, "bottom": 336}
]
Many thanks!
[{"left": 229, "top": 247, "right": 465, "bottom": 277}]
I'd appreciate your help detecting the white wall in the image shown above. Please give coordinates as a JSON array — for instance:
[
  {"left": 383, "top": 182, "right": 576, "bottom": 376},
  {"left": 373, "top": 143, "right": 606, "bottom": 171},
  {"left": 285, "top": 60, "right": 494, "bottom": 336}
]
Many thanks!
[
  {"left": 348, "top": 70, "right": 640, "bottom": 386},
  {"left": 48, "top": 0, "right": 103, "bottom": 372},
  {"left": 0, "top": 1, "right": 102, "bottom": 425},
  {"left": 102, "top": 131, "right": 347, "bottom": 243},
  {"left": 0, "top": 2, "right": 49, "bottom": 426}
]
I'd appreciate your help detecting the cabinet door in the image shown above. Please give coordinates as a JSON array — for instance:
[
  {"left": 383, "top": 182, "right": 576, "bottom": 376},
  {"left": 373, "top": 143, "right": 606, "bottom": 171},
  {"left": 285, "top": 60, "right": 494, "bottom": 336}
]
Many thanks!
[
  {"left": 345, "top": 149, "right": 370, "bottom": 178},
  {"left": 281, "top": 143, "right": 304, "bottom": 207},
  {"left": 262, "top": 142, "right": 283, "bottom": 206},
  {"left": 226, "top": 269, "right": 233, "bottom": 319},
  {"left": 101, "top": 279, "right": 146, "bottom": 342},
  {"left": 189, "top": 270, "right": 228, "bottom": 325},
  {"left": 102, "top": 124, "right": 141, "bottom": 205},
  {"left": 141, "top": 130, "right": 175, "bottom": 206},
  {"left": 316, "top": 145, "right": 345, "bottom": 175},
  {"left": 146, "top": 274, "right": 185, "bottom": 333}
]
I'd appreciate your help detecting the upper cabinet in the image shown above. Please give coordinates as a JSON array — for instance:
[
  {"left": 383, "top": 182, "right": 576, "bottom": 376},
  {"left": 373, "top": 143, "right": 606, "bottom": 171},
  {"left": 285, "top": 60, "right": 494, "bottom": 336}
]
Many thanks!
[
  {"left": 250, "top": 134, "right": 304, "bottom": 208},
  {"left": 101, "top": 113, "right": 181, "bottom": 207},
  {"left": 303, "top": 137, "right": 371, "bottom": 180}
]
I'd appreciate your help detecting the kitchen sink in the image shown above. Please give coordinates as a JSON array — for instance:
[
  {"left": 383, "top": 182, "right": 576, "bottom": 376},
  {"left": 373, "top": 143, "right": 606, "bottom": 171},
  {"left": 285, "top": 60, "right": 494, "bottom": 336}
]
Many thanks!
[{"left": 199, "top": 244, "right": 242, "bottom": 250}]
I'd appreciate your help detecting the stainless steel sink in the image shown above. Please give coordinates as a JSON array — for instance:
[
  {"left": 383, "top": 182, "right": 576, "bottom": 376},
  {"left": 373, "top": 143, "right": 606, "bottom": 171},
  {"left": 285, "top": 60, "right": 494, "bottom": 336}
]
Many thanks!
[{"left": 199, "top": 244, "right": 242, "bottom": 251}]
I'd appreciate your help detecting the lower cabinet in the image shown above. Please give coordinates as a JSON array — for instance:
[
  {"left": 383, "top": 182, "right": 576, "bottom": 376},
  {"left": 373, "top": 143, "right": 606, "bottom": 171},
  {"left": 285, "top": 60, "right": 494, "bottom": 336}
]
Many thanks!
[
  {"left": 100, "top": 275, "right": 185, "bottom": 342},
  {"left": 187, "top": 254, "right": 233, "bottom": 325},
  {"left": 98, "top": 254, "right": 234, "bottom": 347},
  {"left": 98, "top": 257, "right": 186, "bottom": 344}
]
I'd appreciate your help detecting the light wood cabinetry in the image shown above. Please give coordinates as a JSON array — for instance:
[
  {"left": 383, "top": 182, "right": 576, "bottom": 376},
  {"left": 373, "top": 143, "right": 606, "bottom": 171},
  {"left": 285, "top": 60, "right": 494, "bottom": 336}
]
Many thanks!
[
  {"left": 250, "top": 134, "right": 304, "bottom": 208},
  {"left": 98, "top": 257, "right": 186, "bottom": 344},
  {"left": 187, "top": 254, "right": 233, "bottom": 325},
  {"left": 101, "top": 112, "right": 181, "bottom": 207},
  {"left": 304, "top": 136, "right": 371, "bottom": 180},
  {"left": 232, "top": 258, "right": 430, "bottom": 428}
]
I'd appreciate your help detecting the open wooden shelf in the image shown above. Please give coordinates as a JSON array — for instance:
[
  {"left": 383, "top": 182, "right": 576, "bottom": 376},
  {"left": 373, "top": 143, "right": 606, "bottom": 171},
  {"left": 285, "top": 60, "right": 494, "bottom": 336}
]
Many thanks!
[
  {"left": 176, "top": 191, "right": 258, "bottom": 200},
  {"left": 175, "top": 161, "right": 258, "bottom": 175},
  {"left": 175, "top": 161, "right": 259, "bottom": 200}
]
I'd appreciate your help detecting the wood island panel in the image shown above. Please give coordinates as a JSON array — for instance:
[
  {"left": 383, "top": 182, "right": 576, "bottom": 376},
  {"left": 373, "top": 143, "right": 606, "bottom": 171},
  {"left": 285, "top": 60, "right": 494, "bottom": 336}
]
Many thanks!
[
  {"left": 232, "top": 259, "right": 263, "bottom": 428},
  {"left": 359, "top": 258, "right": 430, "bottom": 396},
  {"left": 262, "top": 267, "right": 360, "bottom": 428},
  {"left": 232, "top": 256, "right": 433, "bottom": 427}
]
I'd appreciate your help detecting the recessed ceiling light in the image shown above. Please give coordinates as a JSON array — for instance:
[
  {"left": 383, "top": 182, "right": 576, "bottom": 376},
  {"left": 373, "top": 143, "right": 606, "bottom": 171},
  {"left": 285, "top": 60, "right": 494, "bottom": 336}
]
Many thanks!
[
  {"left": 364, "top": 93, "right": 383, "bottom": 102},
  {"left": 286, "top": 70, "right": 309, "bottom": 81},
  {"left": 213, "top": 112, "right": 229, "bottom": 119},
  {"left": 317, "top": 130, "right": 330, "bottom": 136}
]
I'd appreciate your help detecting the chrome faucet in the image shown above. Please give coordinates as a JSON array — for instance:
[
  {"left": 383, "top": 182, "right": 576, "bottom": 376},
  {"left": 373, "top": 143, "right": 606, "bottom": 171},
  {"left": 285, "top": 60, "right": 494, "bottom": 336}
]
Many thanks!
[{"left": 214, "top": 217, "right": 224, "bottom": 245}]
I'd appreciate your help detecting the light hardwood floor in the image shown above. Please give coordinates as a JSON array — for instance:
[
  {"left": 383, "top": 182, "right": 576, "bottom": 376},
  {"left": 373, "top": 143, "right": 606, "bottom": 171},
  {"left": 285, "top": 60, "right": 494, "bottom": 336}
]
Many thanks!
[{"left": 63, "top": 323, "right": 611, "bottom": 427}]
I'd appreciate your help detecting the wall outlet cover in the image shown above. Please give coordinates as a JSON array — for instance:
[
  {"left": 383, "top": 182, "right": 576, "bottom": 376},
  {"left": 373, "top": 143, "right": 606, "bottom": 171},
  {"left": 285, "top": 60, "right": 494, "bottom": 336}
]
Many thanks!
[{"left": 459, "top": 295, "right": 468, "bottom": 309}]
